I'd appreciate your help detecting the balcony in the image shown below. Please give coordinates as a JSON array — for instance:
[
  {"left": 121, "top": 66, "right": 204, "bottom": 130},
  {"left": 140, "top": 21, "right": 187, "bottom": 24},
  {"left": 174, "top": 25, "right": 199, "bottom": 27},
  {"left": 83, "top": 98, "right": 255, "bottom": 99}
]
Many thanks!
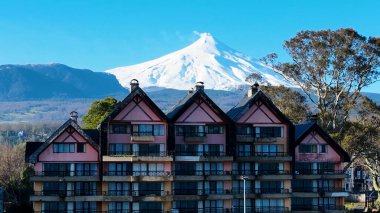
[
  {"left": 171, "top": 208, "right": 231, "bottom": 213},
  {"left": 292, "top": 205, "right": 345, "bottom": 212},
  {"left": 30, "top": 170, "right": 99, "bottom": 181},
  {"left": 34, "top": 211, "right": 106, "bottom": 213},
  {"left": 232, "top": 206, "right": 290, "bottom": 213},
  {"left": 173, "top": 170, "right": 231, "bottom": 181},
  {"left": 103, "top": 151, "right": 173, "bottom": 162},
  {"left": 103, "top": 171, "right": 172, "bottom": 181},
  {"left": 292, "top": 187, "right": 348, "bottom": 197},
  {"left": 232, "top": 170, "right": 292, "bottom": 180},
  {"left": 236, "top": 152, "right": 292, "bottom": 161},
  {"left": 30, "top": 190, "right": 104, "bottom": 202},
  {"left": 174, "top": 151, "right": 233, "bottom": 162},
  {"left": 131, "top": 190, "right": 172, "bottom": 202},
  {"left": 295, "top": 169, "right": 346, "bottom": 179},
  {"left": 236, "top": 135, "right": 284, "bottom": 143},
  {"left": 131, "top": 132, "right": 155, "bottom": 142},
  {"left": 184, "top": 132, "right": 206, "bottom": 142}
]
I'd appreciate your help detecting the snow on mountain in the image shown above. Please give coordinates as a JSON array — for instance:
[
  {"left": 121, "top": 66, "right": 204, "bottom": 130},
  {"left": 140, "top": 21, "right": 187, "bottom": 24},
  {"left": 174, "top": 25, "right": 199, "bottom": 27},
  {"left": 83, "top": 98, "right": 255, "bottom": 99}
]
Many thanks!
[{"left": 105, "top": 33, "right": 296, "bottom": 91}]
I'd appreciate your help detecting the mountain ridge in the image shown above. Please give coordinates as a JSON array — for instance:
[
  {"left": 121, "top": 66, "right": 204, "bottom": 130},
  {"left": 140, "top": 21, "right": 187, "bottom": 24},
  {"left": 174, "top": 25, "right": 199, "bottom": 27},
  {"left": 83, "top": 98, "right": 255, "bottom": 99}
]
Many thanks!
[
  {"left": 106, "top": 33, "right": 296, "bottom": 91},
  {"left": 0, "top": 63, "right": 127, "bottom": 100}
]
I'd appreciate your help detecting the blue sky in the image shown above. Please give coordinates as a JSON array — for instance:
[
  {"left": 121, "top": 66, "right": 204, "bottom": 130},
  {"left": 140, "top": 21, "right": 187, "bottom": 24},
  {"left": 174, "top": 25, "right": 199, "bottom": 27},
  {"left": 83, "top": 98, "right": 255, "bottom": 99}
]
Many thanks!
[{"left": 0, "top": 0, "right": 379, "bottom": 92}]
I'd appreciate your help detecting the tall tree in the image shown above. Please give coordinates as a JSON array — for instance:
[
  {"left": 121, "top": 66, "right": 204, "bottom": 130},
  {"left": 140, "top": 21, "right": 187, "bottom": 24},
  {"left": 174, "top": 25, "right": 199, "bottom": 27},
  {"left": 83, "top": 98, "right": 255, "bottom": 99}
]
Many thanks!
[
  {"left": 82, "top": 97, "right": 117, "bottom": 129},
  {"left": 263, "top": 29, "right": 380, "bottom": 131},
  {"left": 0, "top": 142, "right": 33, "bottom": 212}
]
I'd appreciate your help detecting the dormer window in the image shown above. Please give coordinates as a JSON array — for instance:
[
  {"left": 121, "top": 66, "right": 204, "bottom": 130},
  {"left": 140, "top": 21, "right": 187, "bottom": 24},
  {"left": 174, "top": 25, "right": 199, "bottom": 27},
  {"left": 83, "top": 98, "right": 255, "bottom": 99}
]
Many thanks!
[
  {"left": 132, "top": 124, "right": 164, "bottom": 136},
  {"left": 255, "top": 127, "right": 283, "bottom": 138},
  {"left": 320, "top": 144, "right": 328, "bottom": 153},
  {"left": 299, "top": 144, "right": 317, "bottom": 153}
]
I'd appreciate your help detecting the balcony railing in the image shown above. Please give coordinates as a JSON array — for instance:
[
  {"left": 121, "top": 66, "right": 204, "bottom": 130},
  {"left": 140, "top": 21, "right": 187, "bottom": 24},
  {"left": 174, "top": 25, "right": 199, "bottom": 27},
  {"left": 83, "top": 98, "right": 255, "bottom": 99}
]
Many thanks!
[
  {"left": 295, "top": 169, "right": 344, "bottom": 175},
  {"left": 132, "top": 190, "right": 169, "bottom": 196},
  {"left": 33, "top": 190, "right": 105, "bottom": 197},
  {"left": 173, "top": 189, "right": 204, "bottom": 195},
  {"left": 33, "top": 170, "right": 98, "bottom": 177},
  {"left": 173, "top": 170, "right": 230, "bottom": 175},
  {"left": 236, "top": 151, "right": 289, "bottom": 157},
  {"left": 174, "top": 151, "right": 226, "bottom": 157},
  {"left": 104, "top": 171, "right": 170, "bottom": 176},
  {"left": 36, "top": 211, "right": 106, "bottom": 213},
  {"left": 236, "top": 135, "right": 280, "bottom": 143},
  {"left": 292, "top": 205, "right": 344, "bottom": 211},
  {"left": 292, "top": 187, "right": 346, "bottom": 192},
  {"left": 232, "top": 187, "right": 290, "bottom": 194},
  {"left": 232, "top": 206, "right": 289, "bottom": 213},
  {"left": 184, "top": 132, "right": 207, "bottom": 142},
  {"left": 108, "top": 151, "right": 167, "bottom": 157},
  {"left": 232, "top": 170, "right": 290, "bottom": 176}
]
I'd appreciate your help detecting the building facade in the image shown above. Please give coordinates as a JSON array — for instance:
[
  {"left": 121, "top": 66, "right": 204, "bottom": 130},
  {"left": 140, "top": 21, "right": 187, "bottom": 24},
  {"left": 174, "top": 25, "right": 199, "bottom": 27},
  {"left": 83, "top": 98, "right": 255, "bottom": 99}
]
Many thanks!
[{"left": 26, "top": 80, "right": 349, "bottom": 213}]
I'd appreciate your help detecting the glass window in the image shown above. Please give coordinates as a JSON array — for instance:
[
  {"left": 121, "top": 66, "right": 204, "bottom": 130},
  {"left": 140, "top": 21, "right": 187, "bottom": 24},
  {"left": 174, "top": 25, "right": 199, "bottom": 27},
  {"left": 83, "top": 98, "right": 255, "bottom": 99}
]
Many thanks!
[
  {"left": 176, "top": 125, "right": 205, "bottom": 136},
  {"left": 108, "top": 163, "right": 132, "bottom": 176},
  {"left": 53, "top": 143, "right": 74, "bottom": 153},
  {"left": 237, "top": 125, "right": 254, "bottom": 135},
  {"left": 108, "top": 202, "right": 129, "bottom": 213},
  {"left": 256, "top": 127, "right": 283, "bottom": 138},
  {"left": 77, "top": 143, "right": 86, "bottom": 153},
  {"left": 109, "top": 144, "right": 131, "bottom": 155},
  {"left": 320, "top": 144, "right": 328, "bottom": 153},
  {"left": 108, "top": 182, "right": 129, "bottom": 196},
  {"left": 299, "top": 144, "right": 318, "bottom": 153},
  {"left": 110, "top": 124, "right": 130, "bottom": 134},
  {"left": 206, "top": 125, "right": 224, "bottom": 134}
]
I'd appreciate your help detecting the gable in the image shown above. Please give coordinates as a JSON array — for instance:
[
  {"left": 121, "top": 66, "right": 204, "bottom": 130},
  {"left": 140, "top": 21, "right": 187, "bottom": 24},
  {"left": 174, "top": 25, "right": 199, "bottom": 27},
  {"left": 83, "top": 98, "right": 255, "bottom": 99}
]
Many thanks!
[
  {"left": 296, "top": 131, "right": 341, "bottom": 162},
  {"left": 238, "top": 101, "right": 281, "bottom": 124},
  {"left": 38, "top": 126, "right": 99, "bottom": 162},
  {"left": 176, "top": 100, "right": 223, "bottom": 123},
  {"left": 54, "top": 126, "right": 88, "bottom": 143},
  {"left": 114, "top": 95, "right": 161, "bottom": 122}
]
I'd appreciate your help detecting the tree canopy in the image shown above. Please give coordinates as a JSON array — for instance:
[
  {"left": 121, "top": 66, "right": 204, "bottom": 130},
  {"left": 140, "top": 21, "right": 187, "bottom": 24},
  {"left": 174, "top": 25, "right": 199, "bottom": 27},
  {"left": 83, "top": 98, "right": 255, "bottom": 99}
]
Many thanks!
[
  {"left": 263, "top": 28, "right": 380, "bottom": 131},
  {"left": 82, "top": 97, "right": 117, "bottom": 129}
]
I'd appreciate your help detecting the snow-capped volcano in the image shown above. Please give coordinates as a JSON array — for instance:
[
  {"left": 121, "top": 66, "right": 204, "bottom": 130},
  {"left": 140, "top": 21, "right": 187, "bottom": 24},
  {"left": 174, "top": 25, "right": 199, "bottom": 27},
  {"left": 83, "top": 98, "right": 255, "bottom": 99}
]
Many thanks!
[{"left": 106, "top": 33, "right": 295, "bottom": 90}]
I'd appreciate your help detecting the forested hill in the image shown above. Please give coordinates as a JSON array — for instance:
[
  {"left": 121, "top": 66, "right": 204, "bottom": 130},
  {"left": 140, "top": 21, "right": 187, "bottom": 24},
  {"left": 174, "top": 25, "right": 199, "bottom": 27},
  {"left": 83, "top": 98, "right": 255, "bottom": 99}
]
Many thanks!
[{"left": 0, "top": 63, "right": 127, "bottom": 100}]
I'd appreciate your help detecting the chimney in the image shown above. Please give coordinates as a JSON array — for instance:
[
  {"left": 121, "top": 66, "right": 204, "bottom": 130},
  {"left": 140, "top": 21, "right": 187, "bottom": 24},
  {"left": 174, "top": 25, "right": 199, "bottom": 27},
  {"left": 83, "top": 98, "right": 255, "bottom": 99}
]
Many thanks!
[
  {"left": 248, "top": 82, "right": 259, "bottom": 97},
  {"left": 130, "top": 79, "right": 139, "bottom": 91},
  {"left": 195, "top": 82, "right": 204, "bottom": 91},
  {"left": 188, "top": 88, "right": 194, "bottom": 94},
  {"left": 70, "top": 111, "right": 78, "bottom": 123},
  {"left": 308, "top": 114, "right": 318, "bottom": 123}
]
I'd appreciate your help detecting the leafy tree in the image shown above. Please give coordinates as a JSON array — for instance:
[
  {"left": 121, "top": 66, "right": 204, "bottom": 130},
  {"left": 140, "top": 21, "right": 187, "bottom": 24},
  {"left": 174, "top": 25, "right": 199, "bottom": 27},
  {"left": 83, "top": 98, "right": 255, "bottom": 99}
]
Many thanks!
[
  {"left": 339, "top": 95, "right": 380, "bottom": 195},
  {"left": 0, "top": 142, "right": 33, "bottom": 213},
  {"left": 82, "top": 97, "right": 117, "bottom": 129},
  {"left": 263, "top": 28, "right": 380, "bottom": 131}
]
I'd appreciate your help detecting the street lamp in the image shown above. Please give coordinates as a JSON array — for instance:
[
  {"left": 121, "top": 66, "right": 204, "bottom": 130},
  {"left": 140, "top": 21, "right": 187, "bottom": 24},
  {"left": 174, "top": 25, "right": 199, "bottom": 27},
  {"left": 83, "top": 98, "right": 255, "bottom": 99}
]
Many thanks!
[{"left": 241, "top": 176, "right": 248, "bottom": 213}]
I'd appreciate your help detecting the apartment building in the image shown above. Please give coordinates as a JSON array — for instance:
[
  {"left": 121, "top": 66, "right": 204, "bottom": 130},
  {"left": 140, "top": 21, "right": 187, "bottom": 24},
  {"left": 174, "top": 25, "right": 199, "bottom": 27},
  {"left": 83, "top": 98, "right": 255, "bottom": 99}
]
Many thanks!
[{"left": 26, "top": 80, "right": 349, "bottom": 213}]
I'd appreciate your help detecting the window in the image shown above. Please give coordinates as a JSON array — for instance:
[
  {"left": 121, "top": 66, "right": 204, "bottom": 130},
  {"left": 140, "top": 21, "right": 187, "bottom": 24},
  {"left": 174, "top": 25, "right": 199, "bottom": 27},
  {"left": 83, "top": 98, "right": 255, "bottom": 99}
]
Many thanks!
[
  {"left": 299, "top": 144, "right": 317, "bottom": 153},
  {"left": 75, "top": 182, "right": 96, "bottom": 196},
  {"left": 260, "top": 181, "right": 283, "bottom": 193},
  {"left": 175, "top": 125, "right": 205, "bottom": 136},
  {"left": 110, "top": 124, "right": 130, "bottom": 134},
  {"left": 236, "top": 125, "right": 254, "bottom": 135},
  {"left": 206, "top": 125, "right": 224, "bottom": 134},
  {"left": 174, "top": 182, "right": 198, "bottom": 195},
  {"left": 42, "top": 202, "right": 66, "bottom": 212},
  {"left": 258, "top": 163, "right": 281, "bottom": 174},
  {"left": 43, "top": 163, "right": 71, "bottom": 176},
  {"left": 108, "top": 163, "right": 132, "bottom": 176},
  {"left": 75, "top": 201, "right": 96, "bottom": 213},
  {"left": 109, "top": 144, "right": 131, "bottom": 155},
  {"left": 320, "top": 144, "right": 328, "bottom": 153},
  {"left": 204, "top": 162, "right": 223, "bottom": 175},
  {"left": 77, "top": 143, "right": 86, "bottom": 153},
  {"left": 137, "top": 144, "right": 161, "bottom": 156},
  {"left": 174, "top": 200, "right": 197, "bottom": 211},
  {"left": 133, "top": 163, "right": 164, "bottom": 176},
  {"left": 53, "top": 143, "right": 74, "bottom": 153},
  {"left": 108, "top": 202, "right": 129, "bottom": 213},
  {"left": 108, "top": 182, "right": 129, "bottom": 196},
  {"left": 255, "top": 144, "right": 284, "bottom": 155},
  {"left": 256, "top": 127, "right": 283, "bottom": 138},
  {"left": 43, "top": 182, "right": 66, "bottom": 195},
  {"left": 140, "top": 202, "right": 162, "bottom": 212},
  {"left": 132, "top": 124, "right": 165, "bottom": 136},
  {"left": 175, "top": 163, "right": 197, "bottom": 175},
  {"left": 205, "top": 181, "right": 223, "bottom": 194},
  {"left": 75, "top": 163, "right": 98, "bottom": 176},
  {"left": 138, "top": 182, "right": 162, "bottom": 196}
]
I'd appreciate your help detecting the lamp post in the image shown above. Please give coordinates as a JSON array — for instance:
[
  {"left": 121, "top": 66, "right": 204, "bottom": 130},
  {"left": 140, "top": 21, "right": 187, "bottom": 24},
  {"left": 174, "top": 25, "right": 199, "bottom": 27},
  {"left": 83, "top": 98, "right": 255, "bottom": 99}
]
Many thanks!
[{"left": 241, "top": 176, "right": 248, "bottom": 213}]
